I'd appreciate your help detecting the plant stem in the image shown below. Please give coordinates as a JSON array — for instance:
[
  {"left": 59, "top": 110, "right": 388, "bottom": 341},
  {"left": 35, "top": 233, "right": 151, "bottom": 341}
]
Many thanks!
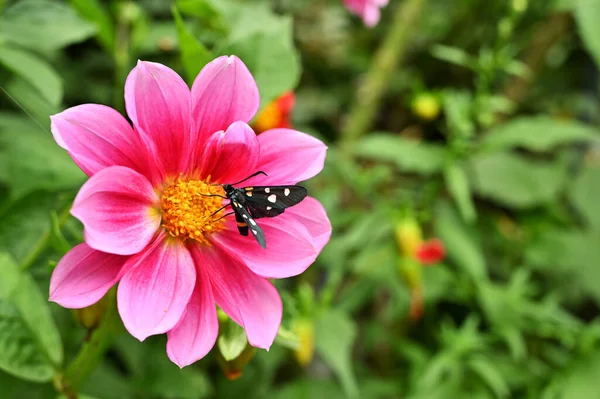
[
  {"left": 20, "top": 205, "right": 71, "bottom": 271},
  {"left": 57, "top": 289, "right": 121, "bottom": 396},
  {"left": 341, "top": 0, "right": 426, "bottom": 145},
  {"left": 500, "top": 12, "right": 570, "bottom": 117}
]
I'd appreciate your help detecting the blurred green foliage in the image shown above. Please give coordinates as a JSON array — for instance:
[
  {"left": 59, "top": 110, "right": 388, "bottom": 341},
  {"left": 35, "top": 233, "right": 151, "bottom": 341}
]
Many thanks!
[{"left": 1, "top": 0, "right": 600, "bottom": 398}]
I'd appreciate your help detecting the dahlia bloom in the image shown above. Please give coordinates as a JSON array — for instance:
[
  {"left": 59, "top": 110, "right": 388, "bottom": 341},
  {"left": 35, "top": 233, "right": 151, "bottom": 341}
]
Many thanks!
[
  {"left": 343, "top": 0, "right": 389, "bottom": 27},
  {"left": 48, "top": 56, "right": 331, "bottom": 367}
]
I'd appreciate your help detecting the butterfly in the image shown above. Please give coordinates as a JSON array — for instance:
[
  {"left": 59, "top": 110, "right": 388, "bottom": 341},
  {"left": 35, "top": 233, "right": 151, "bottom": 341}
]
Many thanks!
[{"left": 220, "top": 171, "right": 308, "bottom": 249}]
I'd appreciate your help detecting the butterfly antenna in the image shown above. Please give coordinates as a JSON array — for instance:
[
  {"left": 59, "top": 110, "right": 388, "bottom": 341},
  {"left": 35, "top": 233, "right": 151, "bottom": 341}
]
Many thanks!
[
  {"left": 211, "top": 211, "right": 235, "bottom": 223},
  {"left": 198, "top": 193, "right": 228, "bottom": 199},
  {"left": 230, "top": 171, "right": 268, "bottom": 186},
  {"left": 204, "top": 204, "right": 229, "bottom": 220},
  {"left": 0, "top": 84, "right": 52, "bottom": 135}
]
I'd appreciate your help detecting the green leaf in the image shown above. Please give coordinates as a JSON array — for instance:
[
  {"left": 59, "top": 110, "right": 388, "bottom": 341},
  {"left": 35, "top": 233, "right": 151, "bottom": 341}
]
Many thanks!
[
  {"left": 469, "top": 152, "right": 567, "bottom": 208},
  {"left": 575, "top": 0, "right": 600, "bottom": 69},
  {"left": 435, "top": 201, "right": 487, "bottom": 279},
  {"left": 0, "top": 0, "right": 96, "bottom": 51},
  {"left": 218, "top": 318, "right": 248, "bottom": 361},
  {"left": 570, "top": 165, "right": 600, "bottom": 230},
  {"left": 0, "top": 191, "right": 72, "bottom": 265},
  {"left": 49, "top": 212, "right": 72, "bottom": 255},
  {"left": 443, "top": 90, "right": 475, "bottom": 138},
  {"left": 69, "top": 0, "right": 115, "bottom": 51},
  {"left": 527, "top": 229, "right": 600, "bottom": 305},
  {"left": 480, "top": 117, "right": 599, "bottom": 152},
  {"left": 273, "top": 379, "right": 347, "bottom": 399},
  {"left": 468, "top": 356, "right": 510, "bottom": 398},
  {"left": 1, "top": 77, "right": 60, "bottom": 125},
  {"left": 315, "top": 310, "right": 359, "bottom": 398},
  {"left": 0, "top": 114, "right": 85, "bottom": 198},
  {"left": 549, "top": 350, "right": 600, "bottom": 399},
  {"left": 216, "top": 1, "right": 301, "bottom": 108},
  {"left": 0, "top": 47, "right": 63, "bottom": 106},
  {"left": 430, "top": 44, "right": 476, "bottom": 69},
  {"left": 0, "top": 253, "right": 63, "bottom": 382},
  {"left": 172, "top": 5, "right": 213, "bottom": 82},
  {"left": 145, "top": 346, "right": 212, "bottom": 399},
  {"left": 274, "top": 326, "right": 300, "bottom": 350},
  {"left": 352, "top": 134, "right": 447, "bottom": 175},
  {"left": 444, "top": 163, "right": 477, "bottom": 223},
  {"left": 81, "top": 361, "right": 135, "bottom": 399}
]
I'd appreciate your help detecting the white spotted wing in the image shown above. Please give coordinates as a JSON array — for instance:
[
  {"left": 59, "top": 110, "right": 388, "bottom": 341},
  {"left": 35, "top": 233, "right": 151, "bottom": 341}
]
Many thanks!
[
  {"left": 232, "top": 200, "right": 267, "bottom": 249},
  {"left": 242, "top": 186, "right": 307, "bottom": 218}
]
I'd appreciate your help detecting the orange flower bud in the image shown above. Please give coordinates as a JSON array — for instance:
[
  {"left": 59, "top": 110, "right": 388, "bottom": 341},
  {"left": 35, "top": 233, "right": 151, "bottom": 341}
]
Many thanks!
[
  {"left": 252, "top": 91, "right": 296, "bottom": 133},
  {"left": 217, "top": 343, "right": 256, "bottom": 381}
]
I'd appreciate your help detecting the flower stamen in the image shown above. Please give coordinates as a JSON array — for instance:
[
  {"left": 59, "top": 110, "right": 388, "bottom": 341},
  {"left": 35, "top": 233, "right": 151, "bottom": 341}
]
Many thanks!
[{"left": 161, "top": 176, "right": 226, "bottom": 244}]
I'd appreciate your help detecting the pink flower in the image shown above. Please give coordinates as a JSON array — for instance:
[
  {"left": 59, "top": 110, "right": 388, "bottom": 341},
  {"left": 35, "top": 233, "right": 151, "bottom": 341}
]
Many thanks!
[
  {"left": 343, "top": 0, "right": 389, "bottom": 27},
  {"left": 48, "top": 56, "right": 331, "bottom": 367}
]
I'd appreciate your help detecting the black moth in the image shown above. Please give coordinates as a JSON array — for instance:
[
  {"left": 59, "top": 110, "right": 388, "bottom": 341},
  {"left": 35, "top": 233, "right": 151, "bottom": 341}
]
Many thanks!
[{"left": 221, "top": 171, "right": 307, "bottom": 249}]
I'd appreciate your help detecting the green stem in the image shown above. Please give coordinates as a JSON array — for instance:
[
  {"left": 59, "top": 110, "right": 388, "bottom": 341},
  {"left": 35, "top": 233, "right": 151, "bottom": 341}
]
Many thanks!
[
  {"left": 58, "top": 289, "right": 121, "bottom": 395},
  {"left": 319, "top": 265, "right": 344, "bottom": 309},
  {"left": 341, "top": 0, "right": 426, "bottom": 145},
  {"left": 20, "top": 205, "right": 71, "bottom": 271}
]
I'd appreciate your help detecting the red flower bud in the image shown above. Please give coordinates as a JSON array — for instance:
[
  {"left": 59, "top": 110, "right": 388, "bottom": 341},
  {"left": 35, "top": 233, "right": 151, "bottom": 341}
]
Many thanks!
[{"left": 415, "top": 238, "right": 446, "bottom": 265}]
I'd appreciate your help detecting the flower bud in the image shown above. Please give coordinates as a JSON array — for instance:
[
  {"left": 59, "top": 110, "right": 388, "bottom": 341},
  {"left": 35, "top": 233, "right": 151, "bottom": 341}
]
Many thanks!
[
  {"left": 252, "top": 91, "right": 295, "bottom": 133},
  {"left": 119, "top": 2, "right": 142, "bottom": 23},
  {"left": 411, "top": 93, "right": 441, "bottom": 121},
  {"left": 398, "top": 257, "right": 422, "bottom": 290},
  {"left": 292, "top": 318, "right": 315, "bottom": 366},
  {"left": 217, "top": 343, "right": 256, "bottom": 380},
  {"left": 395, "top": 218, "right": 423, "bottom": 258},
  {"left": 72, "top": 294, "right": 109, "bottom": 330},
  {"left": 415, "top": 238, "right": 446, "bottom": 265}
]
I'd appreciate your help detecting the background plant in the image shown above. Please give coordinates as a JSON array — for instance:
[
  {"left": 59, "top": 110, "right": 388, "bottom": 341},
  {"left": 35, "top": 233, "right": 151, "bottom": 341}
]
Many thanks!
[{"left": 1, "top": 0, "right": 600, "bottom": 398}]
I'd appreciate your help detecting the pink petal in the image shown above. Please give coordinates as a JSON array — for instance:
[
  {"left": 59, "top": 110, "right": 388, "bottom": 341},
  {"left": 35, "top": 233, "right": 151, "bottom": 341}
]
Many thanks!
[
  {"left": 343, "top": 0, "right": 386, "bottom": 27},
  {"left": 191, "top": 56, "right": 259, "bottom": 147},
  {"left": 125, "top": 61, "right": 192, "bottom": 177},
  {"left": 117, "top": 233, "right": 196, "bottom": 341},
  {"left": 193, "top": 245, "right": 282, "bottom": 350},
  {"left": 212, "top": 214, "right": 317, "bottom": 279},
  {"left": 343, "top": 0, "right": 364, "bottom": 14},
  {"left": 50, "top": 104, "right": 155, "bottom": 179},
  {"left": 49, "top": 243, "right": 128, "bottom": 308},
  {"left": 197, "top": 129, "right": 224, "bottom": 180},
  {"left": 284, "top": 196, "right": 332, "bottom": 252},
  {"left": 244, "top": 129, "right": 327, "bottom": 186},
  {"left": 71, "top": 166, "right": 160, "bottom": 256},
  {"left": 166, "top": 260, "right": 218, "bottom": 367},
  {"left": 200, "top": 121, "right": 259, "bottom": 184},
  {"left": 362, "top": 4, "right": 381, "bottom": 27}
]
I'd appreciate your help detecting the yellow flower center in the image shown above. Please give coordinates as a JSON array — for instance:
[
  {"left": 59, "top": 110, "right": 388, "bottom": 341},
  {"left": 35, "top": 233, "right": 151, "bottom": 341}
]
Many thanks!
[{"left": 160, "top": 176, "right": 226, "bottom": 244}]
